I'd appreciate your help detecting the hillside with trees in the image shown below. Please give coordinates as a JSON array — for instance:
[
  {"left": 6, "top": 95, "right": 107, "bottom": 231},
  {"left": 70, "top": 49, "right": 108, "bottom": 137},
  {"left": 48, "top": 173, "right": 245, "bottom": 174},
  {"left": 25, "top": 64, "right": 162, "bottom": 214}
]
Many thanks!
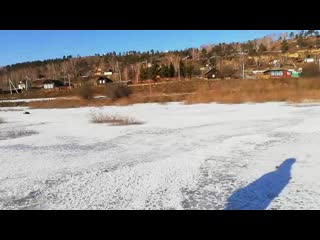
[{"left": 1, "top": 30, "right": 320, "bottom": 90}]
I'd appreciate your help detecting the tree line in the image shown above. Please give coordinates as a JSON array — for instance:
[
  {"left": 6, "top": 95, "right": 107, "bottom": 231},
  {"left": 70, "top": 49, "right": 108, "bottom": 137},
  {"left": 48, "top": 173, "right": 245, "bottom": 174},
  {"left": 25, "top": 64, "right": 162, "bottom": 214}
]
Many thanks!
[{"left": 1, "top": 30, "right": 318, "bottom": 88}]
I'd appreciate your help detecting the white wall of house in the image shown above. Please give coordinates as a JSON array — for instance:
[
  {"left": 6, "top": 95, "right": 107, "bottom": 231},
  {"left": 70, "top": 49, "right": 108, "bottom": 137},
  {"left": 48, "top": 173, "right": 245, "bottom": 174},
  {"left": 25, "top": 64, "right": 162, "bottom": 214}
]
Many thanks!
[
  {"left": 44, "top": 83, "right": 54, "bottom": 89},
  {"left": 304, "top": 58, "right": 315, "bottom": 63},
  {"left": 18, "top": 84, "right": 26, "bottom": 90}
]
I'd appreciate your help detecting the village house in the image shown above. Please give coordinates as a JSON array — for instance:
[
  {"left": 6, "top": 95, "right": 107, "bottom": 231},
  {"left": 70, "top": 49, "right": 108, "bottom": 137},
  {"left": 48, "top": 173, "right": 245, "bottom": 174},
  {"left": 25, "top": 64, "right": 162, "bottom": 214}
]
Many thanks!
[
  {"left": 43, "top": 80, "right": 65, "bottom": 89},
  {"left": 263, "top": 69, "right": 292, "bottom": 78},
  {"left": 96, "top": 76, "right": 113, "bottom": 85},
  {"left": 203, "top": 68, "right": 219, "bottom": 79},
  {"left": 304, "top": 57, "right": 315, "bottom": 63}
]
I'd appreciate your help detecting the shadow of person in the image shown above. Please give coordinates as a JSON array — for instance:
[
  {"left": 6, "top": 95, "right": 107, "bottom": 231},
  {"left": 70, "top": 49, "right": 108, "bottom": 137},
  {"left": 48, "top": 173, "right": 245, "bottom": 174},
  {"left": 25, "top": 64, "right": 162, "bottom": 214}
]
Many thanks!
[{"left": 225, "top": 158, "right": 296, "bottom": 210}]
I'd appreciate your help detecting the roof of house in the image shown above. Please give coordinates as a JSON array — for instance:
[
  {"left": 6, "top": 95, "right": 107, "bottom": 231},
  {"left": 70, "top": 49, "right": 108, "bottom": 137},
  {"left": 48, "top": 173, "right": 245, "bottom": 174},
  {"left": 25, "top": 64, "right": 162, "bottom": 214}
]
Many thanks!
[
  {"left": 204, "top": 68, "right": 218, "bottom": 76},
  {"left": 43, "top": 80, "right": 64, "bottom": 85},
  {"left": 263, "top": 69, "right": 288, "bottom": 73}
]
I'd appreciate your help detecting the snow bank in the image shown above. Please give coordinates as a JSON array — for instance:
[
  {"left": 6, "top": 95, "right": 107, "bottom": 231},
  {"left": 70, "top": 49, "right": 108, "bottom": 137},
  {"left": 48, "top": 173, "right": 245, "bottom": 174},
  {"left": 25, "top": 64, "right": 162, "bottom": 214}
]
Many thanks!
[{"left": 1, "top": 102, "right": 320, "bottom": 209}]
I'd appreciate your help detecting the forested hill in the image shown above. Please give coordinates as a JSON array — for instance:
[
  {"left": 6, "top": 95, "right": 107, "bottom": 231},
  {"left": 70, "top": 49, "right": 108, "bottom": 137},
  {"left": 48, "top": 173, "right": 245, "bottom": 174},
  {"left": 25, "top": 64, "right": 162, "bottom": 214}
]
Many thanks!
[{"left": 1, "top": 30, "right": 319, "bottom": 88}]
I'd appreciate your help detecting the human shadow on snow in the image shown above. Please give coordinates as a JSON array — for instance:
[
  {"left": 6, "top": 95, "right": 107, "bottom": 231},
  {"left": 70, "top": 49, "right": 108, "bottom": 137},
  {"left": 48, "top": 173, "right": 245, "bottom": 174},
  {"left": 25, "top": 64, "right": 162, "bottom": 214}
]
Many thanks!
[{"left": 225, "top": 158, "right": 296, "bottom": 210}]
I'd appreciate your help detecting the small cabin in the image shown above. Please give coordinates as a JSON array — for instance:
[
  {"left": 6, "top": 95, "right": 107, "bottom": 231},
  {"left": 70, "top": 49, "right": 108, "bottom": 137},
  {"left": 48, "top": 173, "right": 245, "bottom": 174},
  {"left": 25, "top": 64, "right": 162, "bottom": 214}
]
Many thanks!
[
  {"left": 43, "top": 80, "right": 65, "bottom": 89},
  {"left": 97, "top": 77, "right": 113, "bottom": 85},
  {"left": 263, "top": 69, "right": 292, "bottom": 78},
  {"left": 204, "top": 68, "right": 219, "bottom": 79}
]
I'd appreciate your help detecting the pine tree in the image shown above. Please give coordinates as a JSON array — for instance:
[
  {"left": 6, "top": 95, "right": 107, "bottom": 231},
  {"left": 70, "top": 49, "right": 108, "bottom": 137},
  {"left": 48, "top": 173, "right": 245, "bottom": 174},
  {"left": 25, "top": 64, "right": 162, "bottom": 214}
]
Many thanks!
[
  {"left": 201, "top": 48, "right": 208, "bottom": 58},
  {"left": 247, "top": 41, "right": 257, "bottom": 55},
  {"left": 281, "top": 39, "right": 289, "bottom": 53},
  {"left": 179, "top": 60, "right": 185, "bottom": 78},
  {"left": 289, "top": 32, "right": 294, "bottom": 39},
  {"left": 139, "top": 65, "right": 148, "bottom": 81},
  {"left": 148, "top": 63, "right": 160, "bottom": 80},
  {"left": 316, "top": 39, "right": 320, "bottom": 49},
  {"left": 297, "top": 34, "right": 306, "bottom": 47},
  {"left": 185, "top": 62, "right": 194, "bottom": 79},
  {"left": 160, "top": 64, "right": 169, "bottom": 78},
  {"left": 169, "top": 62, "right": 175, "bottom": 77},
  {"left": 258, "top": 43, "right": 267, "bottom": 52}
]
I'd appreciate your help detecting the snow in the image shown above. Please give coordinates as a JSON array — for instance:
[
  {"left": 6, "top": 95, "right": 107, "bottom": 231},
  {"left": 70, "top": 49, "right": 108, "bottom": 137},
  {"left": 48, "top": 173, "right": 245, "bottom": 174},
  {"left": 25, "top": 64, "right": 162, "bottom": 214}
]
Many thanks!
[
  {"left": 1, "top": 102, "right": 320, "bottom": 209},
  {"left": 0, "top": 96, "right": 75, "bottom": 103}
]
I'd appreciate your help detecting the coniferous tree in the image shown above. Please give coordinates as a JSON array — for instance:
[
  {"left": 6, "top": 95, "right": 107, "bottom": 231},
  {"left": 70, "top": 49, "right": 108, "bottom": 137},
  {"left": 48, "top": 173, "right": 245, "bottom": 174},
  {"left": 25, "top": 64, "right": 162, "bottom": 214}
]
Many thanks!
[
  {"left": 297, "top": 34, "right": 306, "bottom": 47},
  {"left": 139, "top": 65, "right": 148, "bottom": 81},
  {"left": 289, "top": 32, "right": 295, "bottom": 39},
  {"left": 185, "top": 62, "right": 194, "bottom": 79},
  {"left": 258, "top": 43, "right": 267, "bottom": 52},
  {"left": 160, "top": 64, "right": 169, "bottom": 78},
  {"left": 169, "top": 62, "right": 175, "bottom": 77},
  {"left": 148, "top": 63, "right": 160, "bottom": 80},
  {"left": 281, "top": 39, "right": 289, "bottom": 53},
  {"left": 179, "top": 60, "right": 186, "bottom": 78}
]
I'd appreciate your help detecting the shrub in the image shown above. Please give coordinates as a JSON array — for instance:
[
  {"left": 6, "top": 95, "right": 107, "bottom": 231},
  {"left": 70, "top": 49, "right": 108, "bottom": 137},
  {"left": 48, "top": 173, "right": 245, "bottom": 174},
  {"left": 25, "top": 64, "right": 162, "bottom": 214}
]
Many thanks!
[
  {"left": 78, "top": 83, "right": 94, "bottom": 100},
  {"left": 105, "top": 83, "right": 132, "bottom": 100},
  {"left": 90, "top": 111, "right": 143, "bottom": 126},
  {"left": 301, "top": 63, "right": 320, "bottom": 78},
  {"left": 0, "top": 129, "right": 38, "bottom": 140}
]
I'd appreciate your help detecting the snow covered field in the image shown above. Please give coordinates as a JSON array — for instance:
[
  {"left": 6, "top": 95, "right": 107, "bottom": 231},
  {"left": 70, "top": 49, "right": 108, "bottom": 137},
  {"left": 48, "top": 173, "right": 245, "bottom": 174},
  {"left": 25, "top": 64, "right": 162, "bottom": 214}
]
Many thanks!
[
  {"left": 1, "top": 102, "right": 320, "bottom": 210},
  {"left": 0, "top": 96, "right": 76, "bottom": 103}
]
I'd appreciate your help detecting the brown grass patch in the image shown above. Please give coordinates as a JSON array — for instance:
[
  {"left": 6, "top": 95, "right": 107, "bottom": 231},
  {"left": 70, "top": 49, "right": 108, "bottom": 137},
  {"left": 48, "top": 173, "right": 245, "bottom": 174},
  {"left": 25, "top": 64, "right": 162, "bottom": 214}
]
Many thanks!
[
  {"left": 28, "top": 97, "right": 115, "bottom": 109},
  {"left": 105, "top": 83, "right": 132, "bottom": 100},
  {"left": 90, "top": 111, "right": 144, "bottom": 126},
  {"left": 185, "top": 78, "right": 320, "bottom": 104},
  {"left": 25, "top": 77, "right": 320, "bottom": 107},
  {"left": 77, "top": 83, "right": 95, "bottom": 100}
]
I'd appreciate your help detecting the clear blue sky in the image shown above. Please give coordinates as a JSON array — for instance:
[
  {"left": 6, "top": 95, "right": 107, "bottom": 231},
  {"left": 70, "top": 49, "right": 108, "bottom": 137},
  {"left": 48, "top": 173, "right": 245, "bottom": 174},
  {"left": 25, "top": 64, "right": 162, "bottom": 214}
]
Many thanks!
[{"left": 0, "top": 30, "right": 293, "bottom": 66}]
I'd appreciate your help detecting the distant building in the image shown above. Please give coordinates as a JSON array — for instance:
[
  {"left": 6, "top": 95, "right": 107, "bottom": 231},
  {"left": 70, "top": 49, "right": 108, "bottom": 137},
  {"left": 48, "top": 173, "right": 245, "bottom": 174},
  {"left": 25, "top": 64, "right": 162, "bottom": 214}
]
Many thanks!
[
  {"left": 263, "top": 69, "right": 292, "bottom": 78},
  {"left": 103, "top": 70, "right": 113, "bottom": 76},
  {"left": 96, "top": 76, "right": 113, "bottom": 85},
  {"left": 304, "top": 58, "right": 315, "bottom": 63},
  {"left": 18, "top": 80, "right": 32, "bottom": 90},
  {"left": 204, "top": 68, "right": 219, "bottom": 79},
  {"left": 43, "top": 80, "right": 65, "bottom": 89}
]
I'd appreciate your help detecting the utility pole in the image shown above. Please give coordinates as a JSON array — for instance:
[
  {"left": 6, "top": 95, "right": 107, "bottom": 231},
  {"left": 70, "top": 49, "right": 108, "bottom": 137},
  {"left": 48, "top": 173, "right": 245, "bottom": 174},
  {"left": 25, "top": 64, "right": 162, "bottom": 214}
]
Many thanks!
[
  {"left": 9, "top": 79, "right": 18, "bottom": 94},
  {"left": 25, "top": 76, "right": 28, "bottom": 91},
  {"left": 178, "top": 58, "right": 181, "bottom": 81},
  {"left": 116, "top": 61, "right": 122, "bottom": 83},
  {"left": 241, "top": 53, "right": 245, "bottom": 80},
  {"left": 9, "top": 79, "right": 12, "bottom": 95},
  {"left": 68, "top": 74, "right": 71, "bottom": 90},
  {"left": 243, "top": 61, "right": 245, "bottom": 80}
]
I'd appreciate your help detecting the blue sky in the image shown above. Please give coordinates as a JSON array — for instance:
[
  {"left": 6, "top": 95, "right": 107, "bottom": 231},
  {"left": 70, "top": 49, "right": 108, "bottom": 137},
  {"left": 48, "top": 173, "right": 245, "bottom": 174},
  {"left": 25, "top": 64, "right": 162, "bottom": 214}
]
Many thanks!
[{"left": 0, "top": 30, "right": 293, "bottom": 66}]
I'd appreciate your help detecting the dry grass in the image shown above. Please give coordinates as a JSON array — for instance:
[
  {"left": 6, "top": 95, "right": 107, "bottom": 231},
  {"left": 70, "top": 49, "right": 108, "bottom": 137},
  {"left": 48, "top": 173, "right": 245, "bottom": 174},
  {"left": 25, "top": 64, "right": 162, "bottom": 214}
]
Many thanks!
[
  {"left": 105, "top": 83, "right": 132, "bottom": 100},
  {"left": 185, "top": 78, "right": 320, "bottom": 104},
  {"left": 77, "top": 83, "right": 95, "bottom": 100},
  {"left": 0, "top": 88, "right": 77, "bottom": 100},
  {"left": 90, "top": 111, "right": 143, "bottom": 126},
  {"left": 27, "top": 92, "right": 189, "bottom": 109},
  {"left": 28, "top": 98, "right": 114, "bottom": 109},
  {"left": 0, "top": 101, "right": 28, "bottom": 107},
  {"left": 25, "top": 77, "right": 320, "bottom": 108}
]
